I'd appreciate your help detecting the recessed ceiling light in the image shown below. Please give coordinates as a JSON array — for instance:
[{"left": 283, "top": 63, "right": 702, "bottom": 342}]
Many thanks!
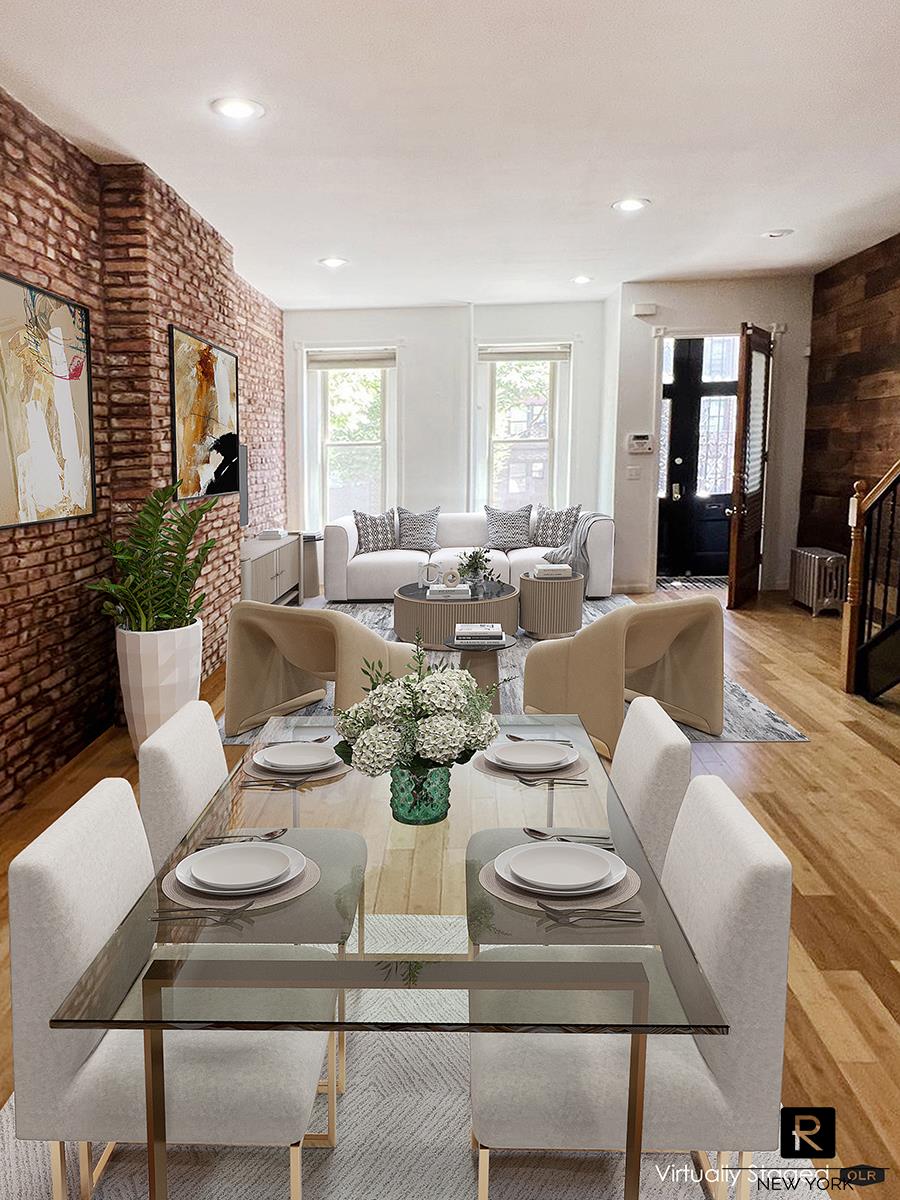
[
  {"left": 612, "top": 197, "right": 650, "bottom": 213},
  {"left": 572, "top": 275, "right": 593, "bottom": 285},
  {"left": 763, "top": 228, "right": 794, "bottom": 238},
  {"left": 318, "top": 257, "right": 349, "bottom": 270},
  {"left": 210, "top": 97, "right": 266, "bottom": 121}
]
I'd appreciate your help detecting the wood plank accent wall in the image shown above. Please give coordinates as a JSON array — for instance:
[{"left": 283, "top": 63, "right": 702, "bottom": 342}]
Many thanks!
[{"left": 799, "top": 232, "right": 900, "bottom": 553}]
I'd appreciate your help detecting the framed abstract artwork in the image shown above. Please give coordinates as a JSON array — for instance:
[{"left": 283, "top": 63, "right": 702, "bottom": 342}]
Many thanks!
[
  {"left": 0, "top": 271, "right": 96, "bottom": 529},
  {"left": 169, "top": 324, "right": 239, "bottom": 499}
]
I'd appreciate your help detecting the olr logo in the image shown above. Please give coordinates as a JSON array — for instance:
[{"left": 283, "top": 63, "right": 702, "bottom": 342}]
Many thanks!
[{"left": 780, "top": 1107, "right": 836, "bottom": 1159}]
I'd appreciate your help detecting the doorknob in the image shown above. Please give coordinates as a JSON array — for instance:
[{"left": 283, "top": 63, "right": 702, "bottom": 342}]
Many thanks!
[
  {"left": 725, "top": 508, "right": 734, "bottom": 516},
  {"left": 671, "top": 482, "right": 682, "bottom": 501}
]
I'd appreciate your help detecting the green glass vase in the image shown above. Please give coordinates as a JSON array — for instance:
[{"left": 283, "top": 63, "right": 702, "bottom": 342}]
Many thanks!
[{"left": 389, "top": 765, "right": 451, "bottom": 825}]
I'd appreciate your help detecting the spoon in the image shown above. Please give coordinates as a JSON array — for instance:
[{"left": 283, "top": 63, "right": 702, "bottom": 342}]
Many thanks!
[
  {"left": 202, "top": 827, "right": 289, "bottom": 844},
  {"left": 507, "top": 733, "right": 573, "bottom": 745},
  {"left": 523, "top": 826, "right": 612, "bottom": 842}
]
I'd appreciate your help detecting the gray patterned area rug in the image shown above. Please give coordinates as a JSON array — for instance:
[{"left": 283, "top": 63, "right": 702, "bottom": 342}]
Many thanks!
[
  {"left": 657, "top": 577, "right": 728, "bottom": 592},
  {"left": 221, "top": 597, "right": 806, "bottom": 745},
  {"left": 1, "top": 915, "right": 812, "bottom": 1199}
]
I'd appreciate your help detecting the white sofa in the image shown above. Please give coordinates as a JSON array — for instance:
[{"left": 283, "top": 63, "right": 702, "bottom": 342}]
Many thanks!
[{"left": 324, "top": 510, "right": 614, "bottom": 601}]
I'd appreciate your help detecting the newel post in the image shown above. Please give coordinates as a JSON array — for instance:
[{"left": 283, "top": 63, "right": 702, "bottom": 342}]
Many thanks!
[{"left": 841, "top": 478, "right": 868, "bottom": 693}]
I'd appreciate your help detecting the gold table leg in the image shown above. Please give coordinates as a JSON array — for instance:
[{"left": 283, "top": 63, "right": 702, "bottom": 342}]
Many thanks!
[
  {"left": 624, "top": 1031, "right": 647, "bottom": 1200},
  {"left": 144, "top": 1028, "right": 168, "bottom": 1200}
]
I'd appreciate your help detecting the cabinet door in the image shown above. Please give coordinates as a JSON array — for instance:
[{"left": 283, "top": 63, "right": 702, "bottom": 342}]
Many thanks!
[
  {"left": 277, "top": 539, "right": 301, "bottom": 595},
  {"left": 250, "top": 552, "right": 278, "bottom": 604}
]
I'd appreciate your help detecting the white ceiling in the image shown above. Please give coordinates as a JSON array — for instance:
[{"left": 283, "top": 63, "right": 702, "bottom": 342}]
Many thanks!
[{"left": 4, "top": 1, "right": 900, "bottom": 309}]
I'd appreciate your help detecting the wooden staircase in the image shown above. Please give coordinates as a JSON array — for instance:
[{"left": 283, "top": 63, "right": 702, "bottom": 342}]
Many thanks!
[{"left": 842, "top": 458, "right": 900, "bottom": 698}]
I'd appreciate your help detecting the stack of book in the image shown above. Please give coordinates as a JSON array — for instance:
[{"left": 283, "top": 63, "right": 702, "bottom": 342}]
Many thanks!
[
  {"left": 426, "top": 582, "right": 472, "bottom": 599},
  {"left": 532, "top": 562, "right": 573, "bottom": 579},
  {"left": 454, "top": 622, "right": 505, "bottom": 647}
]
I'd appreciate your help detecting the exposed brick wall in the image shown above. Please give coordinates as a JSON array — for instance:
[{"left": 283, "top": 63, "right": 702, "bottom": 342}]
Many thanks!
[
  {"left": 0, "top": 90, "right": 286, "bottom": 815},
  {"left": 0, "top": 88, "right": 115, "bottom": 816},
  {"left": 799, "top": 232, "right": 900, "bottom": 551},
  {"left": 99, "top": 163, "right": 286, "bottom": 675}
]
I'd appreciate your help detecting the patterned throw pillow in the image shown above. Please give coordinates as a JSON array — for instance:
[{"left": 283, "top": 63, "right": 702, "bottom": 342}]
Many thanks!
[
  {"left": 533, "top": 503, "right": 581, "bottom": 547},
  {"left": 398, "top": 505, "right": 440, "bottom": 552},
  {"left": 484, "top": 503, "right": 532, "bottom": 550},
  {"left": 353, "top": 509, "right": 397, "bottom": 555}
]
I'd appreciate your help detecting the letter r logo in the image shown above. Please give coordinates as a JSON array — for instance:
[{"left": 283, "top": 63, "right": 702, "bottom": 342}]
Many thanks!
[{"left": 780, "top": 1108, "right": 836, "bottom": 1159}]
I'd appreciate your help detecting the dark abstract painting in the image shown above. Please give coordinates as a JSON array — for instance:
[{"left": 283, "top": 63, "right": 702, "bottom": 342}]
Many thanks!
[{"left": 169, "top": 325, "right": 239, "bottom": 498}]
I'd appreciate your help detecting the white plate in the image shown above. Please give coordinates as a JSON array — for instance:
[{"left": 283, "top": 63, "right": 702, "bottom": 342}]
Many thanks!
[
  {"left": 491, "top": 741, "right": 569, "bottom": 770},
  {"left": 175, "top": 843, "right": 307, "bottom": 896},
  {"left": 259, "top": 742, "right": 336, "bottom": 771},
  {"left": 484, "top": 744, "right": 579, "bottom": 773},
  {"left": 493, "top": 844, "right": 627, "bottom": 896},
  {"left": 188, "top": 843, "right": 292, "bottom": 890},
  {"left": 252, "top": 748, "right": 340, "bottom": 774},
  {"left": 507, "top": 842, "right": 611, "bottom": 891}
]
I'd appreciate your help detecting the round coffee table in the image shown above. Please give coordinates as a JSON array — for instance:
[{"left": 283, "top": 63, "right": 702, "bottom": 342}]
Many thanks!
[
  {"left": 519, "top": 572, "right": 585, "bottom": 639},
  {"left": 393, "top": 582, "right": 519, "bottom": 650},
  {"left": 443, "top": 634, "right": 517, "bottom": 714}
]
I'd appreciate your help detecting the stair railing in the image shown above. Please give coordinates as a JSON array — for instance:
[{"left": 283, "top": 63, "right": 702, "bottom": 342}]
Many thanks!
[{"left": 842, "top": 457, "right": 900, "bottom": 695}]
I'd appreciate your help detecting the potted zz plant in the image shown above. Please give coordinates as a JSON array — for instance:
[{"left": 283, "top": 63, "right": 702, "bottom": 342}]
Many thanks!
[
  {"left": 87, "top": 482, "right": 217, "bottom": 750},
  {"left": 334, "top": 640, "right": 499, "bottom": 825}
]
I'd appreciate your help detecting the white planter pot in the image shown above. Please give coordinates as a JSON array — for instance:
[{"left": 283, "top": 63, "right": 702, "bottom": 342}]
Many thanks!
[{"left": 116, "top": 619, "right": 203, "bottom": 751}]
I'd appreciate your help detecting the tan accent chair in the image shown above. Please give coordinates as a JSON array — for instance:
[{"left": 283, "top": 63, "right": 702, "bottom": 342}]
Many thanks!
[
  {"left": 225, "top": 601, "right": 418, "bottom": 736},
  {"left": 523, "top": 595, "right": 723, "bottom": 757}
]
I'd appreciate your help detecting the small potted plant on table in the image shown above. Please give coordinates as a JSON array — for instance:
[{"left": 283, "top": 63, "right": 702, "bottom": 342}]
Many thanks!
[
  {"left": 87, "top": 482, "right": 217, "bottom": 750},
  {"left": 456, "top": 547, "right": 497, "bottom": 595},
  {"left": 334, "top": 640, "right": 499, "bottom": 825}
]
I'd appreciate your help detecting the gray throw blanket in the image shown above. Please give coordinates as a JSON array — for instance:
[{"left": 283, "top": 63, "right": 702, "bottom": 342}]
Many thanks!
[{"left": 543, "top": 511, "right": 608, "bottom": 578}]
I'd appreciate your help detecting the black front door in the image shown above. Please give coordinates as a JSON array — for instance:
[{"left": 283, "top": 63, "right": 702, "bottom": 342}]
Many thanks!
[{"left": 656, "top": 336, "right": 739, "bottom": 577}]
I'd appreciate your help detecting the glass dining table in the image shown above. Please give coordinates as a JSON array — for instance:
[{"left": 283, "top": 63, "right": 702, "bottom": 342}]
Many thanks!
[{"left": 51, "top": 714, "right": 727, "bottom": 1200}]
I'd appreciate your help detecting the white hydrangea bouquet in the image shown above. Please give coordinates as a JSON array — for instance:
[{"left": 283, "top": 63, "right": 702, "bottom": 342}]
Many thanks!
[{"left": 334, "top": 639, "right": 499, "bottom": 825}]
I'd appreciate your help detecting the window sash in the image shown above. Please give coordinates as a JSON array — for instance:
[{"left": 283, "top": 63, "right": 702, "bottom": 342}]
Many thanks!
[
  {"left": 487, "top": 360, "right": 556, "bottom": 506},
  {"left": 320, "top": 368, "right": 387, "bottom": 520}
]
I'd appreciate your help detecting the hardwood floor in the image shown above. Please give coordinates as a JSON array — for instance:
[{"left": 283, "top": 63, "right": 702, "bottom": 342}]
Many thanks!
[{"left": 1, "top": 591, "right": 898, "bottom": 1186}]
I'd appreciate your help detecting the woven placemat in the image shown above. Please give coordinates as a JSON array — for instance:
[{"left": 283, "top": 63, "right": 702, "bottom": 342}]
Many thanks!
[
  {"left": 161, "top": 856, "right": 321, "bottom": 911},
  {"left": 241, "top": 759, "right": 352, "bottom": 785},
  {"left": 472, "top": 751, "right": 588, "bottom": 782},
  {"left": 478, "top": 860, "right": 641, "bottom": 912}
]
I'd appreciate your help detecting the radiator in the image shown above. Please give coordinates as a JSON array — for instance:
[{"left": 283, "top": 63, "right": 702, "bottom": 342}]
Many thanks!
[{"left": 789, "top": 547, "right": 848, "bottom": 617}]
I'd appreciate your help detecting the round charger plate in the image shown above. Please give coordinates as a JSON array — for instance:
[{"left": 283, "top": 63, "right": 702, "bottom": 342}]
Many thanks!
[
  {"left": 253, "top": 746, "right": 338, "bottom": 773},
  {"left": 478, "top": 858, "right": 641, "bottom": 914},
  {"left": 484, "top": 744, "right": 579, "bottom": 773},
  {"left": 175, "top": 843, "right": 307, "bottom": 896},
  {"left": 493, "top": 844, "right": 626, "bottom": 896},
  {"left": 162, "top": 854, "right": 321, "bottom": 911},
  {"left": 472, "top": 751, "right": 588, "bottom": 782},
  {"left": 490, "top": 740, "right": 570, "bottom": 770},
  {"left": 507, "top": 841, "right": 611, "bottom": 891},
  {"left": 186, "top": 843, "right": 294, "bottom": 891},
  {"left": 242, "top": 758, "right": 352, "bottom": 785}
]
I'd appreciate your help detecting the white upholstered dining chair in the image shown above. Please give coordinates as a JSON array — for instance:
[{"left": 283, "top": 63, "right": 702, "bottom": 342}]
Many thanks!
[
  {"left": 609, "top": 696, "right": 692, "bottom": 876},
  {"left": 138, "top": 699, "right": 229, "bottom": 870},
  {"left": 9, "top": 778, "right": 337, "bottom": 1200},
  {"left": 469, "top": 775, "right": 792, "bottom": 1200}
]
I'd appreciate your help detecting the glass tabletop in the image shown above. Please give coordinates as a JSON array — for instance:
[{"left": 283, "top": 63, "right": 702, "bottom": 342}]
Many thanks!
[{"left": 51, "top": 716, "right": 726, "bottom": 1036}]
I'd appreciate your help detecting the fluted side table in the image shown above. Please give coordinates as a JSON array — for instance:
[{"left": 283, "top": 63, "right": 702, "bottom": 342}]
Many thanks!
[{"left": 519, "top": 572, "right": 585, "bottom": 639}]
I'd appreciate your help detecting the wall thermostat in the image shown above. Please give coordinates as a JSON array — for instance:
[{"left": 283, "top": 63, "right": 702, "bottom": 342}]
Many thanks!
[{"left": 627, "top": 433, "right": 655, "bottom": 455}]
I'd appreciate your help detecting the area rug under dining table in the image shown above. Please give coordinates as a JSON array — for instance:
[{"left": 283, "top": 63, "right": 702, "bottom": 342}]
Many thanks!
[
  {"left": 221, "top": 596, "right": 806, "bottom": 745},
  {"left": 0, "top": 915, "right": 814, "bottom": 1200}
]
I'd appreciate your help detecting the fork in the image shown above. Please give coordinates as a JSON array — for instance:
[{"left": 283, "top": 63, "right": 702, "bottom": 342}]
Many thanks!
[
  {"left": 515, "top": 775, "right": 588, "bottom": 787},
  {"left": 152, "top": 900, "right": 255, "bottom": 918},
  {"left": 537, "top": 899, "right": 642, "bottom": 920}
]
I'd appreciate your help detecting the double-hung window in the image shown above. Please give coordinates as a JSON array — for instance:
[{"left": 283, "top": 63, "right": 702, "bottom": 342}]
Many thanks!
[
  {"left": 305, "top": 348, "right": 397, "bottom": 526},
  {"left": 475, "top": 344, "right": 571, "bottom": 508}
]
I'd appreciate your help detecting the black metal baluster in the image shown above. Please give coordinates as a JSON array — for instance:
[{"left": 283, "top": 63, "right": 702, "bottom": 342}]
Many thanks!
[
  {"left": 866, "top": 503, "right": 882, "bottom": 642},
  {"left": 881, "top": 483, "right": 896, "bottom": 631}
]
